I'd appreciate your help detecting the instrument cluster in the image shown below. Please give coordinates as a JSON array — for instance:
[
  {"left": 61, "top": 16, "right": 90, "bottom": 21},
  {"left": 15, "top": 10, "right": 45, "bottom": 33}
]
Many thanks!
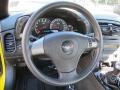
[{"left": 31, "top": 18, "right": 75, "bottom": 40}]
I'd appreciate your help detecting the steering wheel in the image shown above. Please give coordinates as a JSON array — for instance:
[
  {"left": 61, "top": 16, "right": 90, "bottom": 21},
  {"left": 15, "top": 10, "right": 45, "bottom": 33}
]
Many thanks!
[{"left": 22, "top": 2, "right": 103, "bottom": 86}]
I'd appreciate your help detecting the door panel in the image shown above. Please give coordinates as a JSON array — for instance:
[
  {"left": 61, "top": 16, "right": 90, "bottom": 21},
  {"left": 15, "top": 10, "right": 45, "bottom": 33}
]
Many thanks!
[{"left": 0, "top": 41, "right": 6, "bottom": 90}]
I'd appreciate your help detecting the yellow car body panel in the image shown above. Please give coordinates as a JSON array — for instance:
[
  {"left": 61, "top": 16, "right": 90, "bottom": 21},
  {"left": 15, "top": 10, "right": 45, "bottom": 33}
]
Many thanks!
[{"left": 0, "top": 42, "right": 5, "bottom": 90}]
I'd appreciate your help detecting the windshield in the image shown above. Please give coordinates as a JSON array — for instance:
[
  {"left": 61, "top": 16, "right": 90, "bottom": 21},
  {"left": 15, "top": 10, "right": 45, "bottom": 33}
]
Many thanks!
[{"left": 9, "top": 0, "right": 120, "bottom": 14}]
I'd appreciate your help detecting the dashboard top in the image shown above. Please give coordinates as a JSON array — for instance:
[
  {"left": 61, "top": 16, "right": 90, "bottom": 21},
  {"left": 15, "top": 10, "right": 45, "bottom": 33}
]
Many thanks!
[
  {"left": 93, "top": 11, "right": 120, "bottom": 23},
  {"left": 0, "top": 11, "right": 120, "bottom": 32}
]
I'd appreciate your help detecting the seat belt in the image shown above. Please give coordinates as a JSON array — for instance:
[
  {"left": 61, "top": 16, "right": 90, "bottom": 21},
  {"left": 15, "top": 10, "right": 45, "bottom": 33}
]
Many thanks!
[{"left": 0, "top": 41, "right": 6, "bottom": 90}]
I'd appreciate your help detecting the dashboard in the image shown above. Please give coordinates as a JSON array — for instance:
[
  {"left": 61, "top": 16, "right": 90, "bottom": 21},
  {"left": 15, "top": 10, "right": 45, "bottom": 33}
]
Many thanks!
[{"left": 0, "top": 9, "right": 120, "bottom": 65}]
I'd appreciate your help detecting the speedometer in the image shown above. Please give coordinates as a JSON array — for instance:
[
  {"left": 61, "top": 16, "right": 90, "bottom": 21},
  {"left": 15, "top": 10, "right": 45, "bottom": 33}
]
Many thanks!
[
  {"left": 35, "top": 18, "right": 50, "bottom": 35},
  {"left": 50, "top": 18, "right": 68, "bottom": 31}
]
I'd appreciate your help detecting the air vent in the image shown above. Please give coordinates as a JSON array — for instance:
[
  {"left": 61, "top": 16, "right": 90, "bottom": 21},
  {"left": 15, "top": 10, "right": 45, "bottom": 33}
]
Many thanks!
[
  {"left": 4, "top": 33, "right": 16, "bottom": 53},
  {"left": 99, "top": 22, "right": 120, "bottom": 36},
  {"left": 112, "top": 24, "right": 120, "bottom": 33}
]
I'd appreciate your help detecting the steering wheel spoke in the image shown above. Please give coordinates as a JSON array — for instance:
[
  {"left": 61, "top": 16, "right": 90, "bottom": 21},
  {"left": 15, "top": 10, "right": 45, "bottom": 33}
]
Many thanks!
[
  {"left": 58, "top": 70, "right": 78, "bottom": 81},
  {"left": 30, "top": 37, "right": 44, "bottom": 55}
]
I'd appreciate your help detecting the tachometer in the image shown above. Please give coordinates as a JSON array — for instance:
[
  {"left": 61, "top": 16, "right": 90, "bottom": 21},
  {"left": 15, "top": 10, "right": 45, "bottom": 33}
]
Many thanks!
[
  {"left": 35, "top": 18, "right": 50, "bottom": 35},
  {"left": 50, "top": 18, "right": 68, "bottom": 31}
]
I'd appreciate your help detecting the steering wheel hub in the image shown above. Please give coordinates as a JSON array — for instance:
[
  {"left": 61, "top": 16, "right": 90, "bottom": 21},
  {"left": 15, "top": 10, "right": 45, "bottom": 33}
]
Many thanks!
[{"left": 61, "top": 40, "right": 74, "bottom": 55}]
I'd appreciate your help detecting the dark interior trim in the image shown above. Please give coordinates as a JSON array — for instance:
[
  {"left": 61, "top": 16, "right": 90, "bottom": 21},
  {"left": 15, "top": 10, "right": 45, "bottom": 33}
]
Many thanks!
[{"left": 0, "top": 0, "right": 9, "bottom": 20}]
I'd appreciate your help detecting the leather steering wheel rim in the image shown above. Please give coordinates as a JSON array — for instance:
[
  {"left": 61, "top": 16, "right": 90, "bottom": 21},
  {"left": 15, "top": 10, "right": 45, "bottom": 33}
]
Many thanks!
[{"left": 22, "top": 1, "right": 103, "bottom": 86}]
